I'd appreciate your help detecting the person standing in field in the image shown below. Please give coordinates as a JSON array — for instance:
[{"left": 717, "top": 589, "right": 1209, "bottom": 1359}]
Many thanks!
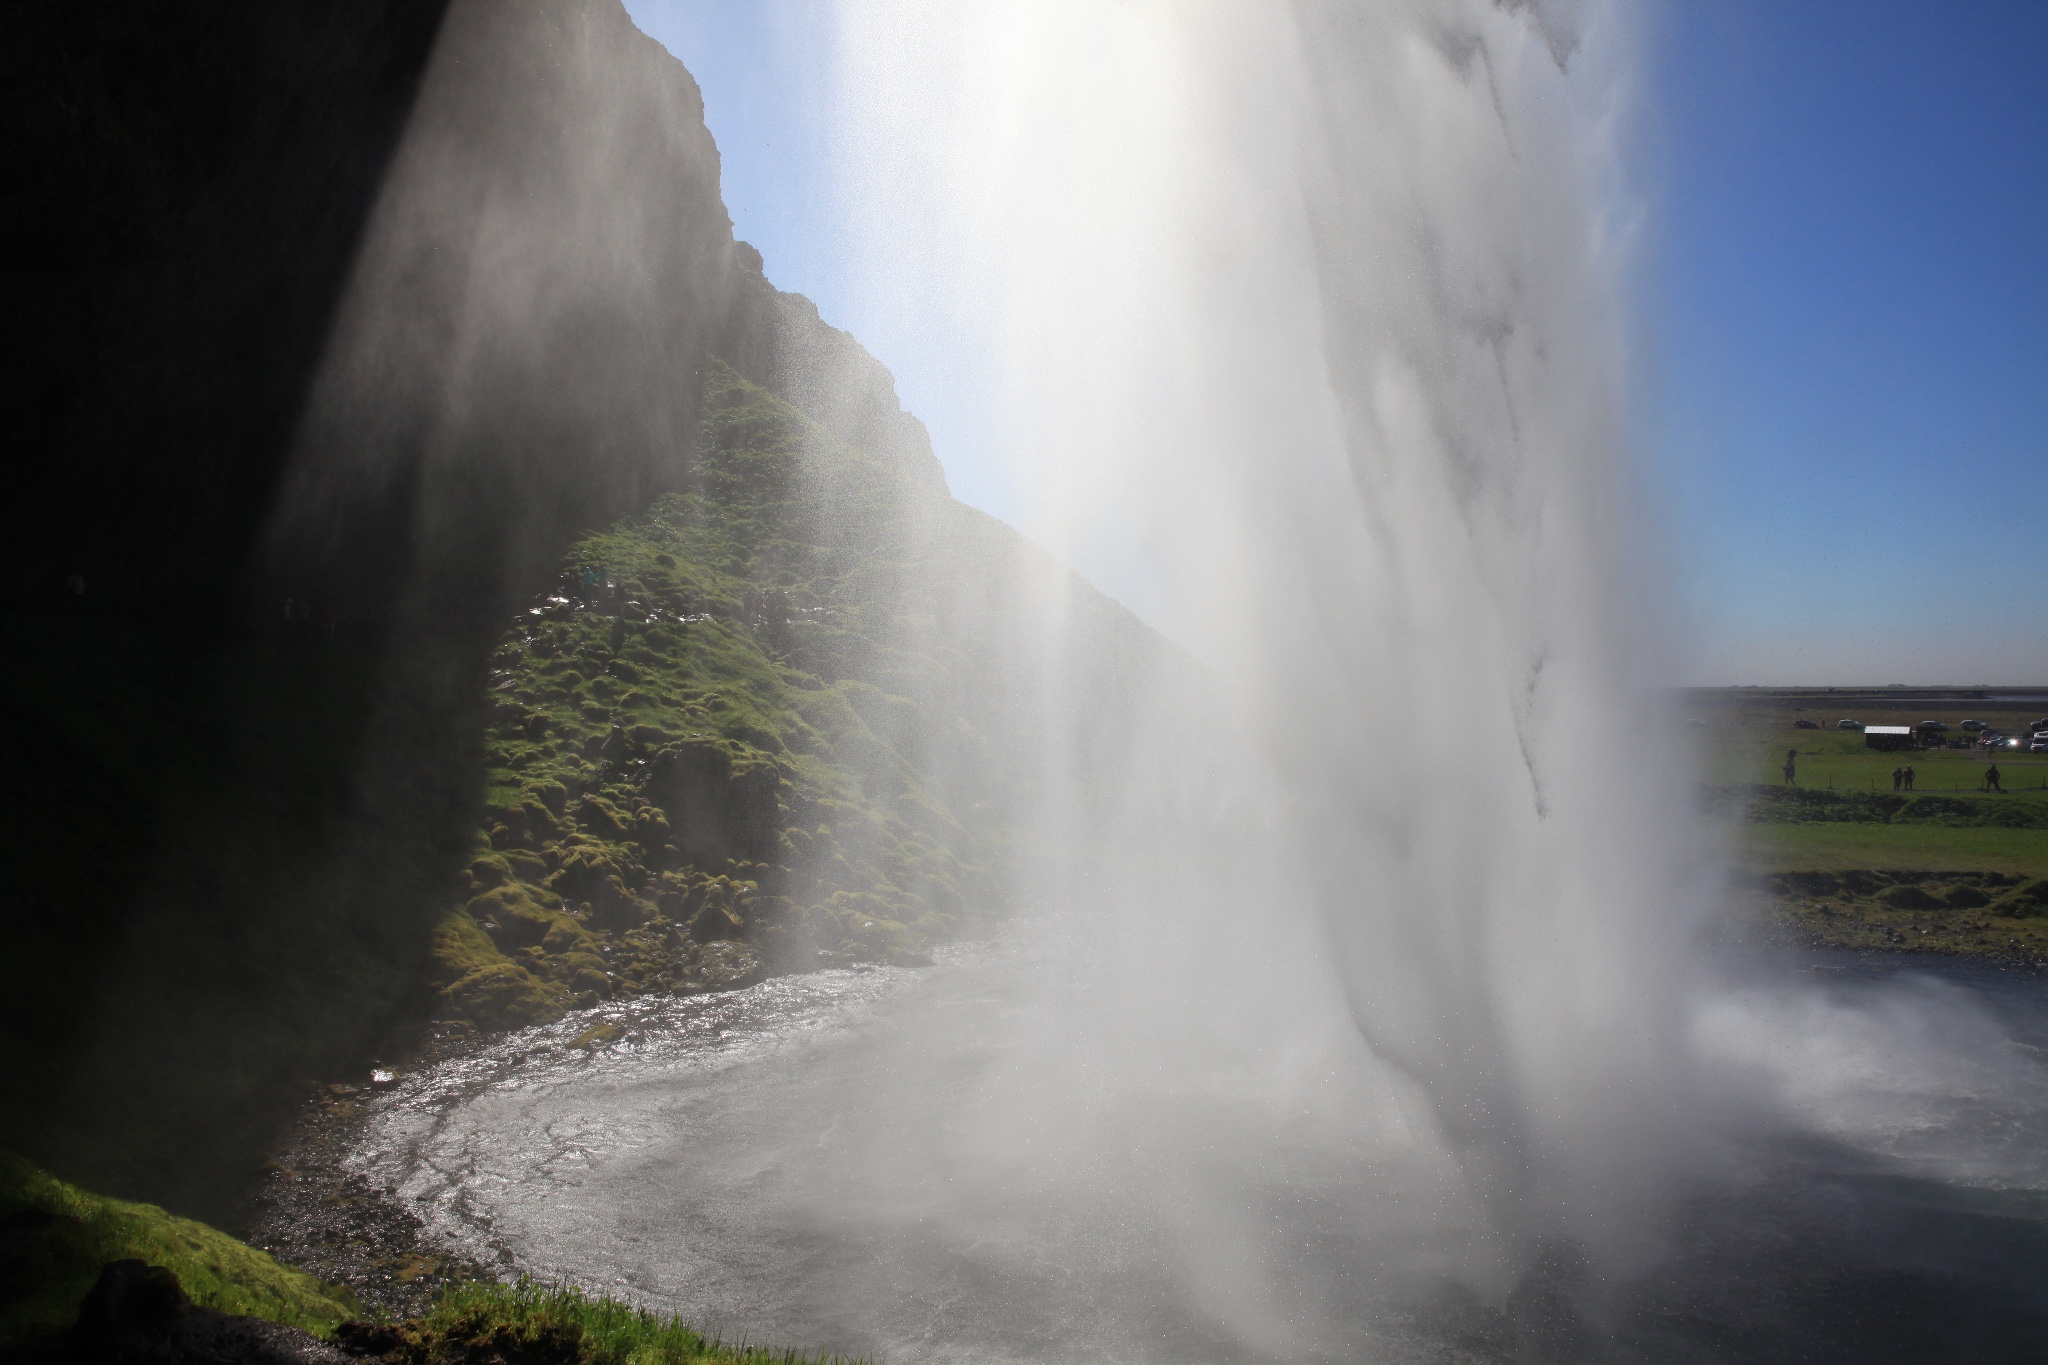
[
  {"left": 1904, "top": 765, "right": 1916, "bottom": 791},
  {"left": 1891, "top": 767, "right": 1903, "bottom": 791},
  {"left": 1783, "top": 748, "right": 1797, "bottom": 785},
  {"left": 1986, "top": 765, "right": 2003, "bottom": 794}
]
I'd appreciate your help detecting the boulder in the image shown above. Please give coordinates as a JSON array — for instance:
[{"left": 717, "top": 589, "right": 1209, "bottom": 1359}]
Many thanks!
[
  {"left": 691, "top": 940, "right": 765, "bottom": 992},
  {"left": 687, "top": 903, "right": 744, "bottom": 944}
]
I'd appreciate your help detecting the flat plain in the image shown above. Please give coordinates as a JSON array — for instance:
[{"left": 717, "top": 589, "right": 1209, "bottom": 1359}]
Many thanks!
[
  {"left": 1737, "top": 824, "right": 2048, "bottom": 877},
  {"left": 1687, "top": 686, "right": 2048, "bottom": 958}
]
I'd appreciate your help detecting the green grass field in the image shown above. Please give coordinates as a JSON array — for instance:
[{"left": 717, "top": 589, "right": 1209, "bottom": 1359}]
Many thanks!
[
  {"left": 1736, "top": 823, "right": 2048, "bottom": 876},
  {"left": 1694, "top": 688, "right": 2048, "bottom": 960},
  {"left": 1708, "top": 728, "right": 2048, "bottom": 796}
]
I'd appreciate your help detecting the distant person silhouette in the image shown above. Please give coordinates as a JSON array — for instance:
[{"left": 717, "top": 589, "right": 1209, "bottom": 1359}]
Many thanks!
[
  {"left": 1783, "top": 748, "right": 1797, "bottom": 785},
  {"left": 1986, "top": 765, "right": 2003, "bottom": 794},
  {"left": 1903, "top": 765, "right": 1915, "bottom": 791},
  {"left": 1891, "top": 767, "right": 1903, "bottom": 791}
]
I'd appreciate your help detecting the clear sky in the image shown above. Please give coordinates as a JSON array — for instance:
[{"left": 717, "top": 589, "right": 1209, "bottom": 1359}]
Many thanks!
[
  {"left": 625, "top": 0, "right": 2047, "bottom": 685},
  {"left": 1650, "top": 0, "right": 2047, "bottom": 684}
]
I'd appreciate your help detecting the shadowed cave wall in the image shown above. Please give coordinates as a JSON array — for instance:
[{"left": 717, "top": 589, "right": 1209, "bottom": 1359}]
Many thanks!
[{"left": 0, "top": 0, "right": 953, "bottom": 1220}]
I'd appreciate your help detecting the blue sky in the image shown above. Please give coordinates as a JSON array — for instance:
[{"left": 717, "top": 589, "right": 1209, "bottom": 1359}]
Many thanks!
[
  {"left": 623, "top": 2, "right": 1025, "bottom": 521},
  {"left": 626, "top": 1, "right": 2046, "bottom": 684},
  {"left": 1652, "top": 0, "right": 2048, "bottom": 683}
]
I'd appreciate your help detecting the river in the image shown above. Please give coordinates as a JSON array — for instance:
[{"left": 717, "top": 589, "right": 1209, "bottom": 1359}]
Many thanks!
[{"left": 322, "top": 938, "right": 2048, "bottom": 1364}]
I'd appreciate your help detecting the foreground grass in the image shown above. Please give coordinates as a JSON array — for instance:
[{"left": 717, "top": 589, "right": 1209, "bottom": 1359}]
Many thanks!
[
  {"left": 0, "top": 1150, "right": 355, "bottom": 1348},
  {"left": 1737, "top": 823, "right": 2048, "bottom": 877},
  {"left": 1, "top": 1153, "right": 851, "bottom": 1364},
  {"left": 345, "top": 1280, "right": 860, "bottom": 1365}
]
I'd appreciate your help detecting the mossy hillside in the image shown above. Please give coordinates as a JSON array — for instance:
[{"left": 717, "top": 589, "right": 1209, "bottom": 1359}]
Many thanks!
[
  {"left": 432, "top": 363, "right": 1019, "bottom": 1026},
  {"left": 0, "top": 1151, "right": 355, "bottom": 1349}
]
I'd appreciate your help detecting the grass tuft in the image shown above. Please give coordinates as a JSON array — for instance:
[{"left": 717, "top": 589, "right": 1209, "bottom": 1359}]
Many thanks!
[{"left": 343, "top": 1278, "right": 865, "bottom": 1365}]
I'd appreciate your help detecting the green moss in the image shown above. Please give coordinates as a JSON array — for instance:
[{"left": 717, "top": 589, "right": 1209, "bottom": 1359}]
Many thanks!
[
  {"left": 429, "top": 911, "right": 566, "bottom": 1028},
  {"left": 0, "top": 1156, "right": 859, "bottom": 1365},
  {"left": 428, "top": 361, "right": 1031, "bottom": 1023},
  {"left": 569, "top": 1023, "right": 625, "bottom": 1049},
  {"left": 0, "top": 1151, "right": 356, "bottom": 1349}
]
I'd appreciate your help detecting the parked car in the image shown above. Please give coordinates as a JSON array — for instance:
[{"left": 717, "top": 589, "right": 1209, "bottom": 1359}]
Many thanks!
[
  {"left": 1837, "top": 719, "right": 1860, "bottom": 730},
  {"left": 1792, "top": 719, "right": 1819, "bottom": 729},
  {"left": 1918, "top": 721, "right": 1950, "bottom": 732},
  {"left": 2033, "top": 741, "right": 2048, "bottom": 754},
  {"left": 1960, "top": 719, "right": 1986, "bottom": 732}
]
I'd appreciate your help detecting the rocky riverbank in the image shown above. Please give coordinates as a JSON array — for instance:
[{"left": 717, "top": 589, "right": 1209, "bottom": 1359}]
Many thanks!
[
  {"left": 241, "top": 1033, "right": 496, "bottom": 1325},
  {"left": 1743, "top": 869, "right": 2048, "bottom": 965}
]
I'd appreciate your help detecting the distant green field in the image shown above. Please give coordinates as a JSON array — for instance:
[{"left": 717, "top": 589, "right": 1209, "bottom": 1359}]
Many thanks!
[
  {"left": 1690, "top": 689, "right": 2048, "bottom": 958},
  {"left": 1706, "top": 726, "right": 2048, "bottom": 796},
  {"left": 1737, "top": 823, "right": 2048, "bottom": 876}
]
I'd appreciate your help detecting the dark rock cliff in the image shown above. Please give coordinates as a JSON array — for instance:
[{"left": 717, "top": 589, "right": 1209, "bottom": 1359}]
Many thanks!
[
  {"left": 720, "top": 242, "right": 950, "bottom": 496},
  {"left": 0, "top": 0, "right": 985, "bottom": 1219},
  {"left": 3, "top": 0, "right": 453, "bottom": 628}
]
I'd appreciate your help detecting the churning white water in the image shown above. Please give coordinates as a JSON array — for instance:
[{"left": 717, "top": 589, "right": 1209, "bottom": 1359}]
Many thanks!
[{"left": 344, "top": 2, "right": 2048, "bottom": 1360}]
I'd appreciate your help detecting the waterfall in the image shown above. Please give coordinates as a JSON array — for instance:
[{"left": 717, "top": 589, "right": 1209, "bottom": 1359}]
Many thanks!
[
  {"left": 824, "top": 0, "right": 1701, "bottom": 1297},
  {"left": 331, "top": 5, "right": 2048, "bottom": 1357}
]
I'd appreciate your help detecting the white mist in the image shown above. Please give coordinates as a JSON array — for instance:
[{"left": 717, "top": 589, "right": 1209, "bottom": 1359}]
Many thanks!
[{"left": 825, "top": 0, "right": 1702, "bottom": 1291}]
